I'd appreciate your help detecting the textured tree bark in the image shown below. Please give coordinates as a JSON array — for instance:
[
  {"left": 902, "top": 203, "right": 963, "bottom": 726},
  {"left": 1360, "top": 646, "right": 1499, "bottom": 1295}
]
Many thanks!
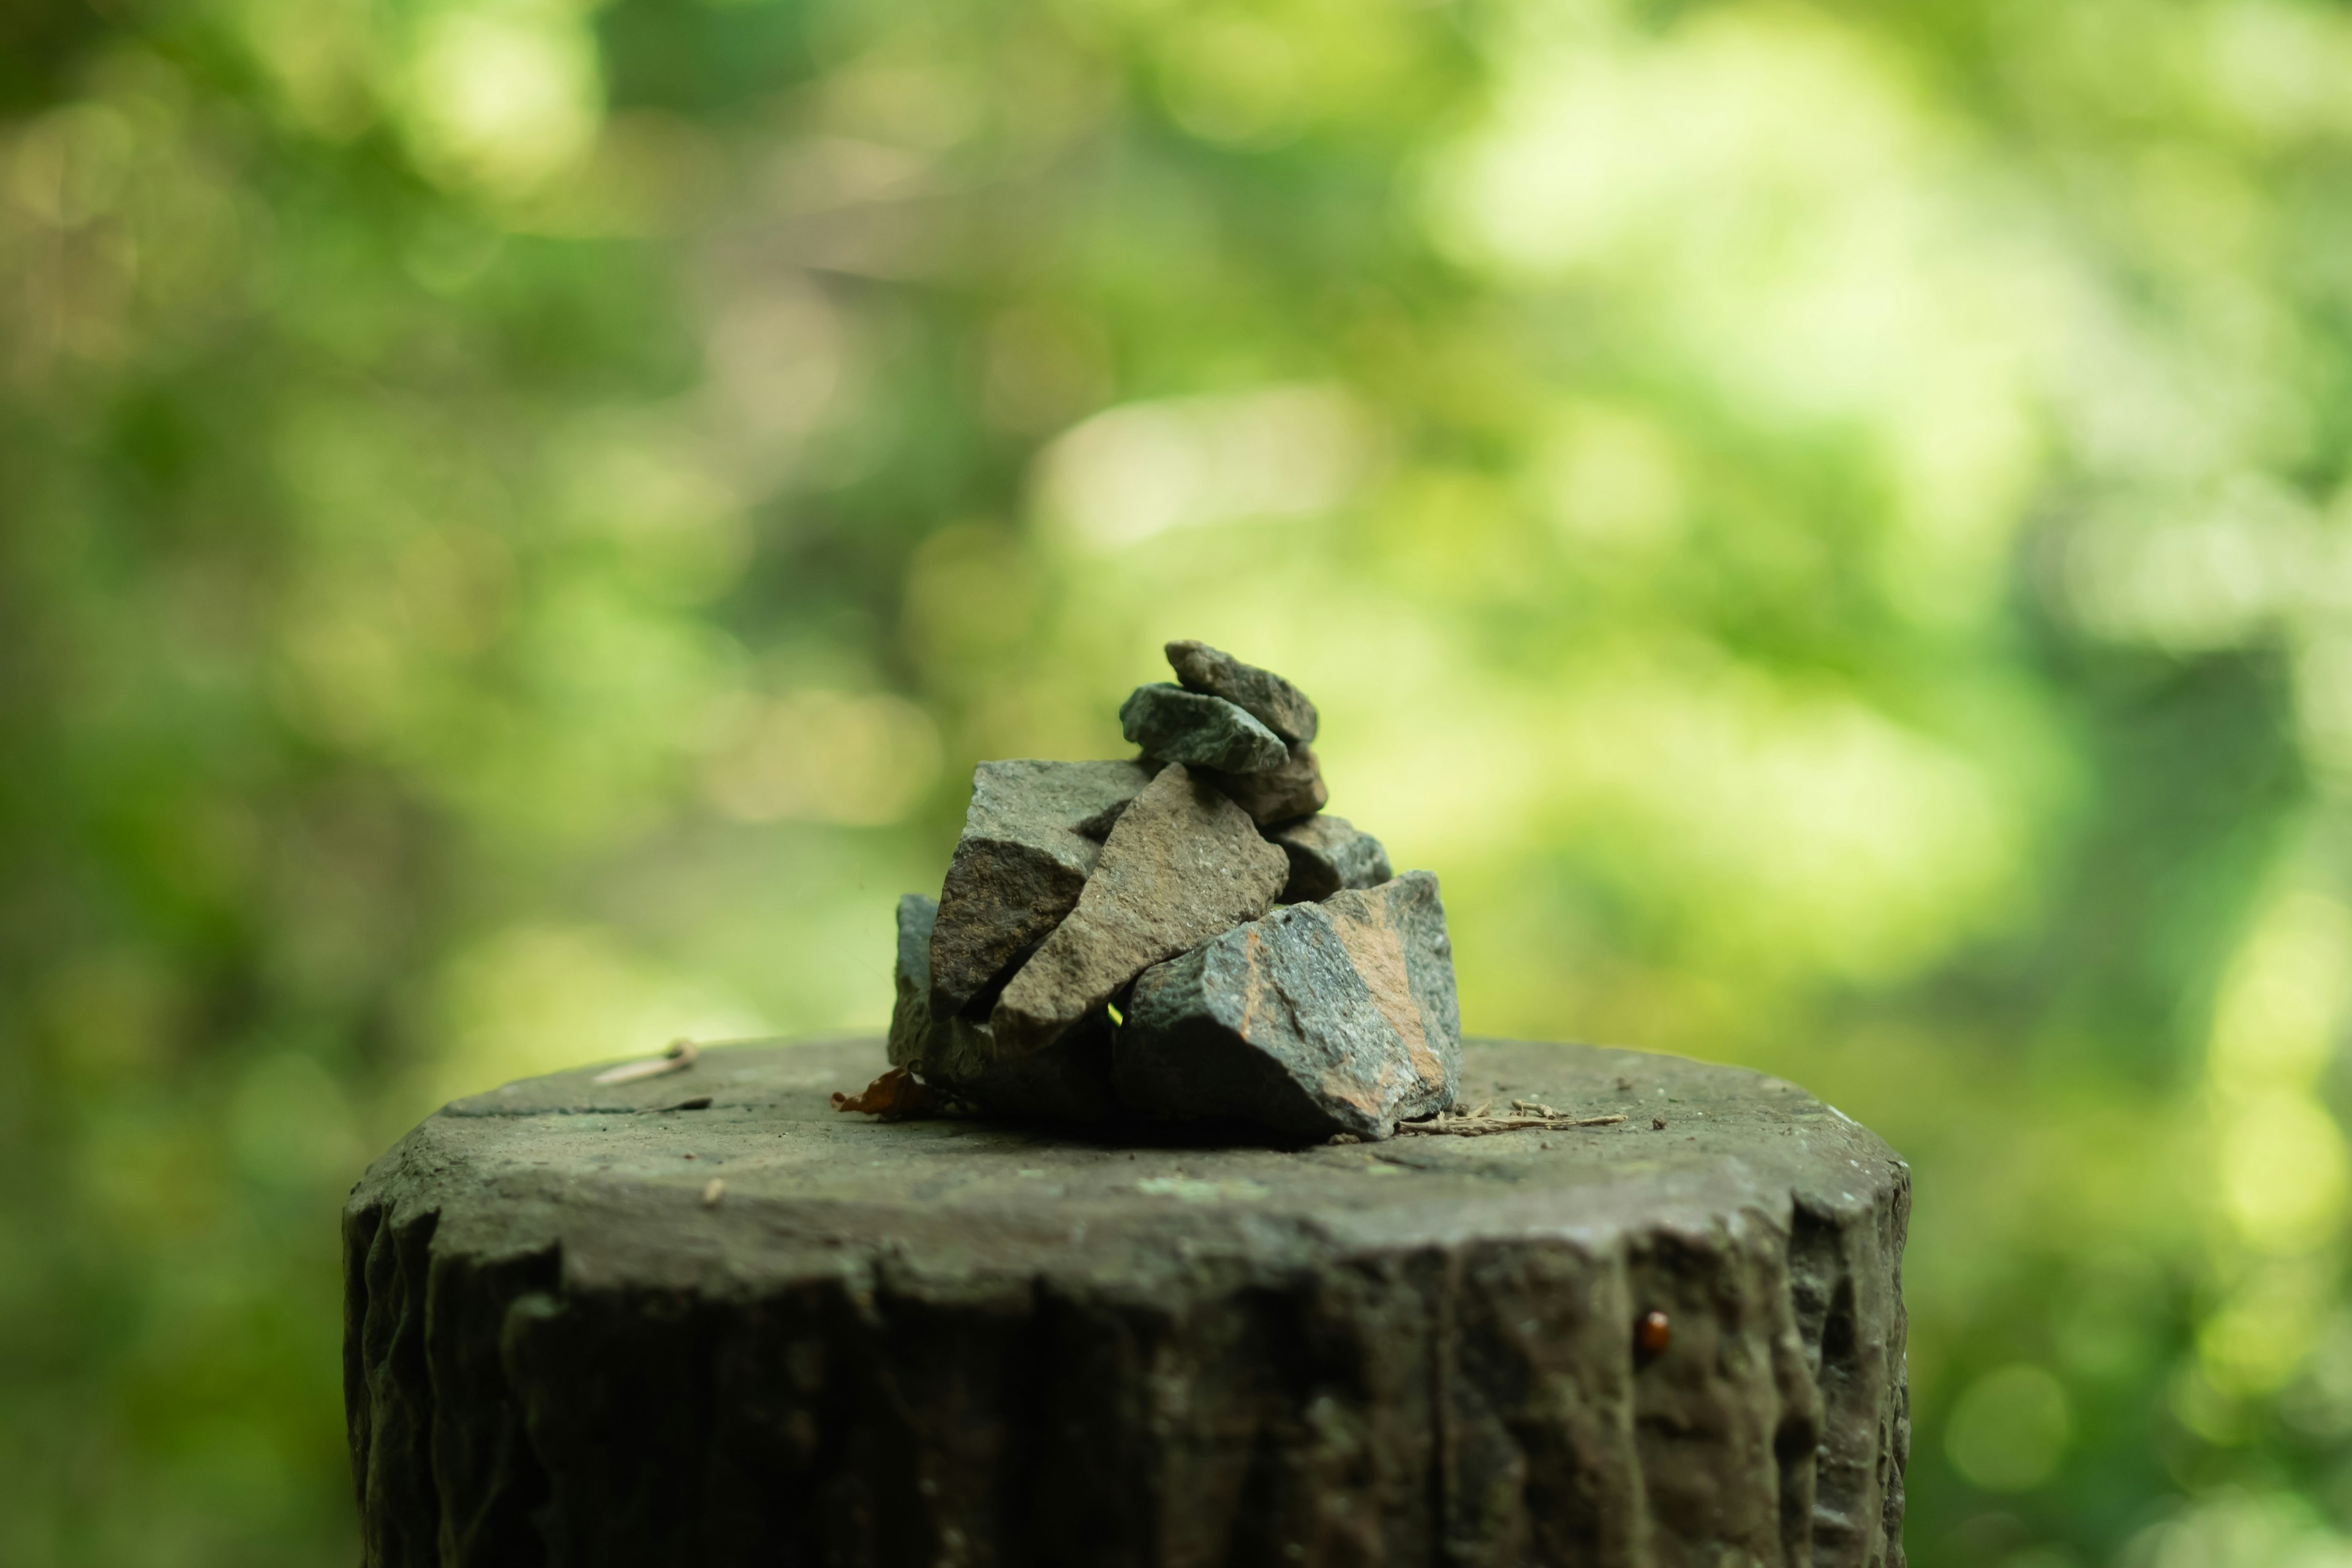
[{"left": 344, "top": 1037, "right": 1909, "bottom": 1568}]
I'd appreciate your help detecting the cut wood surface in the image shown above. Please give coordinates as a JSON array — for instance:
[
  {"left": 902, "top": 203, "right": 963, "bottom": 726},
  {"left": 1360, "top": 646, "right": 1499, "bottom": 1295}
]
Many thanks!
[{"left": 344, "top": 1036, "right": 1910, "bottom": 1568}]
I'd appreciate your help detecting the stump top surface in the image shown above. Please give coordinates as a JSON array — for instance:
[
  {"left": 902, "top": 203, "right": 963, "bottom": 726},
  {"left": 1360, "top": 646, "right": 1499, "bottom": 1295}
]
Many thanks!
[{"left": 355, "top": 1038, "right": 1904, "bottom": 1297}]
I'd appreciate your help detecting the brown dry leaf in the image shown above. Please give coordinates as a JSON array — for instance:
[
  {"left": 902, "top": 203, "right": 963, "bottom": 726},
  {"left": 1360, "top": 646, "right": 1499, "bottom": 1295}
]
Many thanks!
[{"left": 831, "top": 1066, "right": 938, "bottom": 1119}]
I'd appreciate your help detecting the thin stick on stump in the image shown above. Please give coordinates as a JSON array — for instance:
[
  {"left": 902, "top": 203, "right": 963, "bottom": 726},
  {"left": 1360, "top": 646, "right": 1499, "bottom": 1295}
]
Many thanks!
[
  {"left": 591, "top": 1038, "right": 699, "bottom": 1085},
  {"left": 1395, "top": 1107, "right": 1629, "bottom": 1137}
]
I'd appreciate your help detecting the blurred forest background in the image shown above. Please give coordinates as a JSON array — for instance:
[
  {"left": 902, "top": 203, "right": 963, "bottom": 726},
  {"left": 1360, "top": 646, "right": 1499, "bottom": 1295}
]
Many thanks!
[{"left": 6, "top": 0, "right": 2352, "bottom": 1561}]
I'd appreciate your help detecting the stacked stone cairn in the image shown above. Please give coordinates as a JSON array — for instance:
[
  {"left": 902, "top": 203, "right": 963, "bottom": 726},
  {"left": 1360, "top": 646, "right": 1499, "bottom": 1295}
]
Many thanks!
[{"left": 886, "top": 641, "right": 1461, "bottom": 1142}]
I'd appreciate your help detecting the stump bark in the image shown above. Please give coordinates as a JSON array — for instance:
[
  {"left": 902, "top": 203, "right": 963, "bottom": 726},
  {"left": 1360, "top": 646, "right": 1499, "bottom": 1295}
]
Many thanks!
[{"left": 343, "top": 1038, "right": 1910, "bottom": 1568}]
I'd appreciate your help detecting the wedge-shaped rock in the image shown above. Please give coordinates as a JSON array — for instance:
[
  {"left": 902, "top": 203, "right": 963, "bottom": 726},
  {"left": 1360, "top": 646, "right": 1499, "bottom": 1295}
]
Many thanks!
[
  {"left": 890, "top": 894, "right": 1117, "bottom": 1121},
  {"left": 992, "top": 764, "right": 1287, "bottom": 1058},
  {"left": 1114, "top": 870, "right": 1460, "bottom": 1140},
  {"left": 928, "top": 760, "right": 1154, "bottom": 1015},
  {"left": 1202, "top": 741, "right": 1327, "bottom": 826},
  {"left": 1270, "top": 814, "right": 1392, "bottom": 903},
  {"left": 1166, "top": 639, "right": 1319, "bottom": 744},
  {"left": 1119, "top": 684, "right": 1288, "bottom": 774}
]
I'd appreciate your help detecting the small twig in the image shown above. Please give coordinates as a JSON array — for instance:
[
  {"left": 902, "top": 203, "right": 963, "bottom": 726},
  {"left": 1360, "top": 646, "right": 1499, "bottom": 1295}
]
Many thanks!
[
  {"left": 592, "top": 1038, "right": 699, "bottom": 1085},
  {"left": 1395, "top": 1110, "right": 1628, "bottom": 1137}
]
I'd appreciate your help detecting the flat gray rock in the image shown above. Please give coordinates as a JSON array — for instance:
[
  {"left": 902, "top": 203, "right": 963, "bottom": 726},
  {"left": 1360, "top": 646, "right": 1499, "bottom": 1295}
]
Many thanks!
[
  {"left": 1116, "top": 870, "right": 1459, "bottom": 1140},
  {"left": 1166, "top": 639, "right": 1319, "bottom": 744},
  {"left": 927, "top": 760, "right": 1153, "bottom": 1014},
  {"left": 889, "top": 894, "right": 1117, "bottom": 1121},
  {"left": 349, "top": 1036, "right": 1910, "bottom": 1567},
  {"left": 1270, "top": 813, "right": 1393, "bottom": 902},
  {"left": 1118, "top": 684, "right": 1288, "bottom": 774},
  {"left": 992, "top": 764, "right": 1287, "bottom": 1058},
  {"left": 1202, "top": 740, "right": 1328, "bottom": 825}
]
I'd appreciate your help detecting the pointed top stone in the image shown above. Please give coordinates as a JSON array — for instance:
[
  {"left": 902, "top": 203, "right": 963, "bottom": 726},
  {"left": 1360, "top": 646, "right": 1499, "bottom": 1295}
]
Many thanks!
[{"left": 1164, "top": 640, "right": 1319, "bottom": 745}]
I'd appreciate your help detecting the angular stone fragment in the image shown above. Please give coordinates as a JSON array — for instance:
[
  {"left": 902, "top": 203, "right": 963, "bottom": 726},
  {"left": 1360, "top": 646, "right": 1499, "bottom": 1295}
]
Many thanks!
[
  {"left": 1114, "top": 870, "right": 1460, "bottom": 1140},
  {"left": 992, "top": 764, "right": 1287, "bottom": 1058},
  {"left": 887, "top": 892, "right": 937, "bottom": 1065},
  {"left": 1165, "top": 639, "right": 1319, "bottom": 745},
  {"left": 889, "top": 894, "right": 1117, "bottom": 1121},
  {"left": 1269, "top": 814, "right": 1393, "bottom": 902},
  {"left": 928, "top": 760, "right": 1154, "bottom": 1015},
  {"left": 1118, "top": 684, "right": 1288, "bottom": 774},
  {"left": 1200, "top": 741, "right": 1327, "bottom": 826}
]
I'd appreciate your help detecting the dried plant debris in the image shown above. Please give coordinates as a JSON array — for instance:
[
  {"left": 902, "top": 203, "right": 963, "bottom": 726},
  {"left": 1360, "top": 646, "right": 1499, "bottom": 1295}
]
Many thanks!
[
  {"left": 1394, "top": 1106, "right": 1628, "bottom": 1136},
  {"left": 591, "top": 1038, "right": 699, "bottom": 1085},
  {"left": 876, "top": 638, "right": 1466, "bottom": 1143},
  {"left": 831, "top": 1066, "right": 938, "bottom": 1119}
]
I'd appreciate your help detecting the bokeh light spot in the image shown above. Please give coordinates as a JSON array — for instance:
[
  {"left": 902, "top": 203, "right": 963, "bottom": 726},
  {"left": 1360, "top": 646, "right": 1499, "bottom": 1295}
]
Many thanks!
[
  {"left": 400, "top": 4, "right": 603, "bottom": 198},
  {"left": 1945, "top": 1364, "right": 2071, "bottom": 1492}
]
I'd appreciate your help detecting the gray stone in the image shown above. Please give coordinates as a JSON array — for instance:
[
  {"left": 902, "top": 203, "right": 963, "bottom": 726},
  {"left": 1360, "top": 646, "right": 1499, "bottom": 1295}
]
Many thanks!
[
  {"left": 1118, "top": 684, "right": 1289, "bottom": 774},
  {"left": 1201, "top": 740, "right": 1328, "bottom": 826},
  {"left": 1115, "top": 870, "right": 1460, "bottom": 1140},
  {"left": 1166, "top": 638, "right": 1319, "bottom": 744},
  {"left": 992, "top": 764, "right": 1287, "bottom": 1058},
  {"left": 1270, "top": 813, "right": 1392, "bottom": 902},
  {"left": 887, "top": 892, "right": 937, "bottom": 1065},
  {"left": 349, "top": 1036, "right": 1911, "bottom": 1567},
  {"left": 889, "top": 894, "right": 1117, "bottom": 1121},
  {"left": 927, "top": 759, "right": 1154, "bottom": 1015}
]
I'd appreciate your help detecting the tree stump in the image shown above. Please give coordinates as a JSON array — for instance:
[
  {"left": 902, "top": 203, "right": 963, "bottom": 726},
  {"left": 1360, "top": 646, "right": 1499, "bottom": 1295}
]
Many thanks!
[{"left": 343, "top": 1038, "right": 1910, "bottom": 1568}]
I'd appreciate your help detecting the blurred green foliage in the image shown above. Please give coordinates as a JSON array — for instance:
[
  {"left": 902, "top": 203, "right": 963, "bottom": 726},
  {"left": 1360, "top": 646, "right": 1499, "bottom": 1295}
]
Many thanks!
[{"left": 7, "top": 0, "right": 2352, "bottom": 1561}]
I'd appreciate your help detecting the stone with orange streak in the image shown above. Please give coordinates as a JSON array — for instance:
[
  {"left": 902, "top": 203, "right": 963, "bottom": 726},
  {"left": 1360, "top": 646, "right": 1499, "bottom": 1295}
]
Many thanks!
[{"left": 1114, "top": 870, "right": 1460, "bottom": 1140}]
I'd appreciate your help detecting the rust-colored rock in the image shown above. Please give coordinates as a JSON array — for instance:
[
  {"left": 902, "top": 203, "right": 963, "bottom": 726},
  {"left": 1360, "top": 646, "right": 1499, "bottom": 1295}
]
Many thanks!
[
  {"left": 991, "top": 764, "right": 1286, "bottom": 1059},
  {"left": 1115, "top": 870, "right": 1460, "bottom": 1140}
]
